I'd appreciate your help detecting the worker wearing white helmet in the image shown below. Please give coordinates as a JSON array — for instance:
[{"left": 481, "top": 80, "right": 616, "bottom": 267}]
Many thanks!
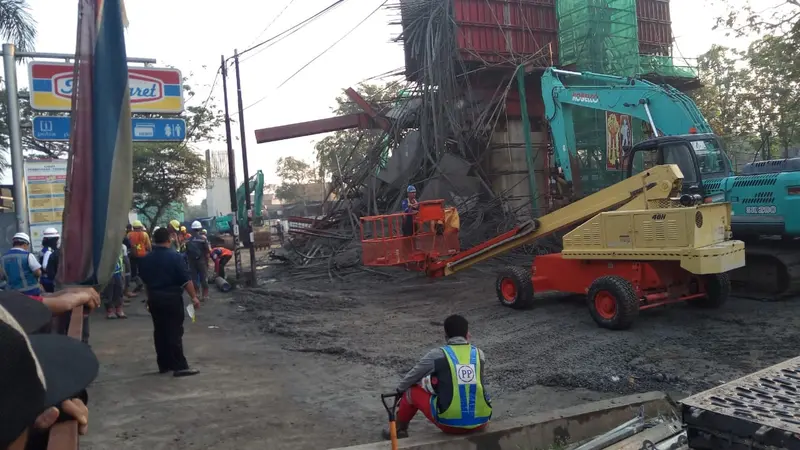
[
  {"left": 39, "top": 228, "right": 60, "bottom": 293},
  {"left": 185, "top": 220, "right": 211, "bottom": 301},
  {"left": 0, "top": 232, "right": 43, "bottom": 296}
]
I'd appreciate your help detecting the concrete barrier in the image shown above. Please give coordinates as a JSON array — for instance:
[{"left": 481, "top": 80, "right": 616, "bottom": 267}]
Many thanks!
[{"left": 330, "top": 391, "right": 677, "bottom": 450}]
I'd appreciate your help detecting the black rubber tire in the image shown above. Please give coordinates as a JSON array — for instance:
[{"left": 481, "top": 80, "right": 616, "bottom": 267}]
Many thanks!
[
  {"left": 587, "top": 276, "right": 640, "bottom": 330},
  {"left": 692, "top": 273, "right": 731, "bottom": 309},
  {"left": 495, "top": 266, "right": 534, "bottom": 310}
]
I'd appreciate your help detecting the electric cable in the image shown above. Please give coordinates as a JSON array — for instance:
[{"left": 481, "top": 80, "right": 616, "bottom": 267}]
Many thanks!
[
  {"left": 245, "top": 0, "right": 297, "bottom": 48},
  {"left": 235, "top": 0, "right": 347, "bottom": 62},
  {"left": 234, "top": 0, "right": 388, "bottom": 115}
]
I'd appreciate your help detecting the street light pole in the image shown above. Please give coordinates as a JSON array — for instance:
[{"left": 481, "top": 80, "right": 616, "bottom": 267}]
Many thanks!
[
  {"left": 3, "top": 44, "right": 28, "bottom": 235},
  {"left": 233, "top": 50, "right": 257, "bottom": 287}
]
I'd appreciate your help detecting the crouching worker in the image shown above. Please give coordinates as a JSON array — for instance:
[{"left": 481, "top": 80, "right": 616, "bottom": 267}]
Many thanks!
[
  {"left": 384, "top": 314, "right": 491, "bottom": 440},
  {"left": 210, "top": 247, "right": 232, "bottom": 279}
]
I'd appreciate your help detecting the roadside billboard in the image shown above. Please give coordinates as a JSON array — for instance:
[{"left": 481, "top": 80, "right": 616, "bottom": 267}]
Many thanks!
[
  {"left": 24, "top": 159, "right": 67, "bottom": 252},
  {"left": 29, "top": 62, "right": 184, "bottom": 113}
]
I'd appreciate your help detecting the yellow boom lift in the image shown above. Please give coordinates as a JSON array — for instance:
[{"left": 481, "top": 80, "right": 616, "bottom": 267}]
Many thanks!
[{"left": 360, "top": 162, "right": 745, "bottom": 330}]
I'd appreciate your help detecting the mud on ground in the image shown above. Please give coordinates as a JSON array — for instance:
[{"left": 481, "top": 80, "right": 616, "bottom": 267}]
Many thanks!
[{"left": 237, "top": 266, "right": 800, "bottom": 401}]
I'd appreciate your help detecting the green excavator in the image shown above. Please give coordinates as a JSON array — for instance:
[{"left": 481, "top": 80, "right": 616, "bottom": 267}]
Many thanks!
[{"left": 541, "top": 67, "right": 800, "bottom": 299}]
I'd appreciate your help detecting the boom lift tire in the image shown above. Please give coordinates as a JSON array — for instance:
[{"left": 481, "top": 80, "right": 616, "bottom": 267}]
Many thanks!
[
  {"left": 691, "top": 273, "right": 731, "bottom": 309},
  {"left": 587, "top": 276, "right": 640, "bottom": 330},
  {"left": 496, "top": 266, "right": 534, "bottom": 309}
]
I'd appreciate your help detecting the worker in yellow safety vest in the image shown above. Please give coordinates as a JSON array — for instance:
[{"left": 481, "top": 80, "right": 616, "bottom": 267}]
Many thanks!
[{"left": 384, "top": 314, "right": 491, "bottom": 440}]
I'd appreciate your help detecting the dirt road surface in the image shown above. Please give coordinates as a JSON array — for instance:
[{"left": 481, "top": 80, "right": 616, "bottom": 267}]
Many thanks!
[{"left": 83, "top": 263, "right": 800, "bottom": 449}]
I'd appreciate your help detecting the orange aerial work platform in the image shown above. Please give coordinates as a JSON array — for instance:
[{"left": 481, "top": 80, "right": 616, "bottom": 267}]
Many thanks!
[
  {"left": 358, "top": 164, "right": 746, "bottom": 330},
  {"left": 360, "top": 200, "right": 460, "bottom": 271}
]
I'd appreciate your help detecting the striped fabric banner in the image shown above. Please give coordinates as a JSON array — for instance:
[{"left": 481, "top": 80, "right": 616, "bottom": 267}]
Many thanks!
[{"left": 59, "top": 0, "right": 133, "bottom": 286}]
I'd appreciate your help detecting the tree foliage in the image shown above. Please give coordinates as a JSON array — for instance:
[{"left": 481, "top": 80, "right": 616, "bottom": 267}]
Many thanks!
[
  {"left": 692, "top": 33, "right": 800, "bottom": 161},
  {"left": 274, "top": 156, "right": 314, "bottom": 203},
  {"left": 132, "top": 79, "right": 224, "bottom": 229},
  {"left": 0, "top": 0, "right": 36, "bottom": 52},
  {"left": 313, "top": 82, "right": 404, "bottom": 179}
]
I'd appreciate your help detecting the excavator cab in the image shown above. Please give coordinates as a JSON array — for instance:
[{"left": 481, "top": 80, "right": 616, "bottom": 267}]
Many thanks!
[{"left": 626, "top": 135, "right": 716, "bottom": 197}]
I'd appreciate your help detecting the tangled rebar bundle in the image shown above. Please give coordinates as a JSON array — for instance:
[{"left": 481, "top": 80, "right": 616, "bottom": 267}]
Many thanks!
[{"left": 268, "top": 0, "right": 562, "bottom": 281}]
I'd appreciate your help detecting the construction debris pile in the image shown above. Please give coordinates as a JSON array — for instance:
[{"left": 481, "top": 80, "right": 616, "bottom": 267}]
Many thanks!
[{"left": 267, "top": 2, "right": 561, "bottom": 281}]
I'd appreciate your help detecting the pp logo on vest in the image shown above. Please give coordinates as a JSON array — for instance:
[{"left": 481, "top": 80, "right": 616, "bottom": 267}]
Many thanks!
[{"left": 456, "top": 364, "right": 477, "bottom": 384}]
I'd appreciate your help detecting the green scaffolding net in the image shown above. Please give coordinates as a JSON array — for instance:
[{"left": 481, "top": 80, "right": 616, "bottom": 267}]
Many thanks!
[
  {"left": 557, "top": 0, "right": 640, "bottom": 77},
  {"left": 554, "top": 0, "right": 698, "bottom": 194},
  {"left": 556, "top": 0, "right": 641, "bottom": 193}
]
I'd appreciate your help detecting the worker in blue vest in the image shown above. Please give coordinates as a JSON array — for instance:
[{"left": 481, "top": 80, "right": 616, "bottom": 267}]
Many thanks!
[
  {"left": 39, "top": 228, "right": 60, "bottom": 293},
  {"left": 0, "top": 233, "right": 42, "bottom": 297},
  {"left": 185, "top": 221, "right": 211, "bottom": 301},
  {"left": 400, "top": 185, "right": 420, "bottom": 237},
  {"left": 385, "top": 314, "right": 492, "bottom": 440}
]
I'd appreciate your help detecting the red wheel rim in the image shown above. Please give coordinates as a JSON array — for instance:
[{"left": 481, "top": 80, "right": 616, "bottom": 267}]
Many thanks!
[
  {"left": 500, "top": 278, "right": 517, "bottom": 302},
  {"left": 594, "top": 290, "right": 617, "bottom": 319}
]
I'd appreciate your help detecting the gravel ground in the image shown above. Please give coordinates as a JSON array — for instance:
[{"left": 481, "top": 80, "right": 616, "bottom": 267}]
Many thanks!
[{"left": 237, "top": 264, "right": 800, "bottom": 402}]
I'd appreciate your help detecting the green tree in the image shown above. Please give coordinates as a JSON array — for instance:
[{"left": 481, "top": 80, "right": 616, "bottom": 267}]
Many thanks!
[
  {"left": 274, "top": 156, "right": 313, "bottom": 203},
  {"left": 313, "top": 82, "right": 405, "bottom": 179},
  {"left": 0, "top": 0, "right": 36, "bottom": 52},
  {"left": 744, "top": 35, "right": 800, "bottom": 157},
  {"left": 691, "top": 45, "right": 750, "bottom": 138},
  {"left": 132, "top": 80, "right": 224, "bottom": 230}
]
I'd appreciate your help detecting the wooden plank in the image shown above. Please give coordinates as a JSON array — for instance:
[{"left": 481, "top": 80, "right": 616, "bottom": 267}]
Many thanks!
[{"left": 47, "top": 305, "right": 85, "bottom": 450}]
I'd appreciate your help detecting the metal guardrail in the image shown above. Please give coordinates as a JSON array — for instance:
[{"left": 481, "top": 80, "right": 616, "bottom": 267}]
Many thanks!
[{"left": 46, "top": 305, "right": 84, "bottom": 450}]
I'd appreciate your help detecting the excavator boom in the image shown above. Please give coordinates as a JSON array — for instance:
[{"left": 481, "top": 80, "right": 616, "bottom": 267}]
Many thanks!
[
  {"left": 540, "top": 67, "right": 734, "bottom": 191},
  {"left": 426, "top": 164, "right": 685, "bottom": 277}
]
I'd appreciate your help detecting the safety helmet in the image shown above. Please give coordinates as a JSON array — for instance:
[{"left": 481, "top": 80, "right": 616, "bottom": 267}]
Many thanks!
[
  {"left": 201, "top": 229, "right": 207, "bottom": 234},
  {"left": 12, "top": 232, "right": 30, "bottom": 244},
  {"left": 132, "top": 220, "right": 143, "bottom": 228},
  {"left": 191, "top": 220, "right": 202, "bottom": 230},
  {"left": 169, "top": 219, "right": 180, "bottom": 230},
  {"left": 407, "top": 185, "right": 416, "bottom": 193},
  {"left": 153, "top": 226, "right": 161, "bottom": 232},
  {"left": 43, "top": 227, "right": 59, "bottom": 238},
  {"left": 180, "top": 226, "right": 187, "bottom": 233}
]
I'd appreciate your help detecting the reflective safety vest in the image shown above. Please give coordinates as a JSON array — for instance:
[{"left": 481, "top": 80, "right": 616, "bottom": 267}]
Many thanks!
[
  {"left": 128, "top": 230, "right": 149, "bottom": 258},
  {"left": 114, "top": 251, "right": 124, "bottom": 276},
  {"left": 40, "top": 247, "right": 55, "bottom": 287},
  {"left": 430, "top": 345, "right": 492, "bottom": 429},
  {"left": 2, "top": 248, "right": 40, "bottom": 295}
]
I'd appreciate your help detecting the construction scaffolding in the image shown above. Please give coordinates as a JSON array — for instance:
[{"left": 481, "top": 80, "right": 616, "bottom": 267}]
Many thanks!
[{"left": 557, "top": 0, "right": 640, "bottom": 76}]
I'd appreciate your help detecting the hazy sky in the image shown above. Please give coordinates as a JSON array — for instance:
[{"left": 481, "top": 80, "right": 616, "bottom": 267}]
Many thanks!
[{"left": 13, "top": 0, "right": 751, "bottom": 202}]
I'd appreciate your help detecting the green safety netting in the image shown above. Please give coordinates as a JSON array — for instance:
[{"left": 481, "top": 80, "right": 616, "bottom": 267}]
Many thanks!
[
  {"left": 555, "top": 0, "right": 697, "bottom": 194},
  {"left": 557, "top": 0, "right": 640, "bottom": 77},
  {"left": 640, "top": 55, "right": 698, "bottom": 78}
]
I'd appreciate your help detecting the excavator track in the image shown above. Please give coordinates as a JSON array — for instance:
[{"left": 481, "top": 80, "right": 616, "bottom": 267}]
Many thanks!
[{"left": 728, "top": 239, "right": 800, "bottom": 300}]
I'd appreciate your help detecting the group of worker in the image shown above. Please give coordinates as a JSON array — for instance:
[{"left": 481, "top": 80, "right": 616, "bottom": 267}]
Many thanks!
[{"left": 127, "top": 219, "right": 234, "bottom": 299}]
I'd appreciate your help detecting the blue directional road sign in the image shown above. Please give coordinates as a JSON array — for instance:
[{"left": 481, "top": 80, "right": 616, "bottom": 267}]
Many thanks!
[{"left": 32, "top": 116, "right": 187, "bottom": 142}]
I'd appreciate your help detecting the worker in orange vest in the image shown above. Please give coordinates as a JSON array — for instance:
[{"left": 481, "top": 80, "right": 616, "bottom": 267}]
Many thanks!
[
  {"left": 127, "top": 220, "right": 152, "bottom": 291},
  {"left": 210, "top": 247, "right": 233, "bottom": 279}
]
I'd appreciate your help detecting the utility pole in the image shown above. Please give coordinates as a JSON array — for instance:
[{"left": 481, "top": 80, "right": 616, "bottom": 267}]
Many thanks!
[
  {"left": 3, "top": 44, "right": 28, "bottom": 235},
  {"left": 220, "top": 55, "right": 242, "bottom": 281},
  {"left": 233, "top": 50, "right": 257, "bottom": 287}
]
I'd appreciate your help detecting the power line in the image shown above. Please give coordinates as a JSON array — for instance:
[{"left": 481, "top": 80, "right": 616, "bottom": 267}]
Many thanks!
[
  {"left": 235, "top": 0, "right": 346, "bottom": 61},
  {"left": 235, "top": 0, "right": 389, "bottom": 115},
  {"left": 245, "top": 0, "right": 297, "bottom": 48}
]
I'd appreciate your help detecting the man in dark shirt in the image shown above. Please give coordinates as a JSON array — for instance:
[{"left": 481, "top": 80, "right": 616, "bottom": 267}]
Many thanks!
[{"left": 138, "top": 227, "right": 201, "bottom": 377}]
